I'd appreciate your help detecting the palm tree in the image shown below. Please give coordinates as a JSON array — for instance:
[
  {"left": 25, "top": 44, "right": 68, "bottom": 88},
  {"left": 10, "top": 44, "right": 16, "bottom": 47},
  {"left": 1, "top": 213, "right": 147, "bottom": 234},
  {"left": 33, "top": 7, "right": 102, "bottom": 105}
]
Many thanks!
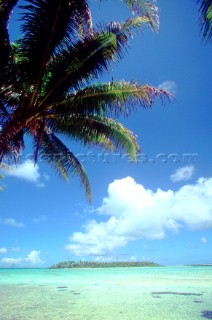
[
  {"left": 0, "top": 0, "right": 171, "bottom": 201},
  {"left": 197, "top": 0, "right": 212, "bottom": 42}
]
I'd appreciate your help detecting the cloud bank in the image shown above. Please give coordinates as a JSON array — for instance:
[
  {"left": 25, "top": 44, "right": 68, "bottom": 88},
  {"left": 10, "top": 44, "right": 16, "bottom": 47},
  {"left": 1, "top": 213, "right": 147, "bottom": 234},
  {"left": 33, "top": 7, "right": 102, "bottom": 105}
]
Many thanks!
[
  {"left": 0, "top": 250, "right": 43, "bottom": 267},
  {"left": 0, "top": 217, "right": 24, "bottom": 228},
  {"left": 0, "top": 248, "right": 7, "bottom": 254},
  {"left": 66, "top": 176, "right": 212, "bottom": 256},
  {"left": 3, "top": 160, "right": 49, "bottom": 187}
]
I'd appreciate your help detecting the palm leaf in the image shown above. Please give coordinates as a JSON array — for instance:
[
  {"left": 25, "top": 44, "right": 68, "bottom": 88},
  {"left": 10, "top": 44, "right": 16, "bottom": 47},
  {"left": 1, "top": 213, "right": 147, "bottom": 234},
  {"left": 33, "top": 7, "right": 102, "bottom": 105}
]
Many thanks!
[
  {"left": 197, "top": 0, "right": 212, "bottom": 42},
  {"left": 49, "top": 114, "right": 140, "bottom": 160},
  {"left": 55, "top": 81, "right": 172, "bottom": 118},
  {"left": 0, "top": 101, "right": 10, "bottom": 120},
  {"left": 32, "top": 120, "right": 46, "bottom": 163},
  {"left": 0, "top": 104, "right": 39, "bottom": 159},
  {"left": 18, "top": 0, "right": 93, "bottom": 107},
  {"left": 0, "top": 128, "right": 25, "bottom": 163},
  {"left": 39, "top": 16, "right": 152, "bottom": 106},
  {"left": 121, "top": 0, "right": 159, "bottom": 31},
  {"left": 0, "top": 41, "right": 26, "bottom": 109},
  {"left": 0, "top": 0, "right": 18, "bottom": 72},
  {"left": 40, "top": 132, "right": 92, "bottom": 202}
]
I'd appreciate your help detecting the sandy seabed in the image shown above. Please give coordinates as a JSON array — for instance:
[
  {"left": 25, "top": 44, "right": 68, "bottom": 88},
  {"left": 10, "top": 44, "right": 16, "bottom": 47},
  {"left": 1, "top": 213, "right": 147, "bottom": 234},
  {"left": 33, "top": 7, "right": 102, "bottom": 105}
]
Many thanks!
[{"left": 0, "top": 266, "right": 211, "bottom": 320}]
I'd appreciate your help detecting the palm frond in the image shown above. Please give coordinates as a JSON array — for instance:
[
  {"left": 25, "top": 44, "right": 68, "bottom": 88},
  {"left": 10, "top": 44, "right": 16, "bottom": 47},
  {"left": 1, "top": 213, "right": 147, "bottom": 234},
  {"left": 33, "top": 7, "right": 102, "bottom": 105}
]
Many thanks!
[
  {"left": 40, "top": 132, "right": 92, "bottom": 202},
  {"left": 197, "top": 0, "right": 212, "bottom": 42},
  {"left": 77, "top": 1, "right": 93, "bottom": 37},
  {"left": 0, "top": 41, "right": 26, "bottom": 107},
  {"left": 49, "top": 114, "right": 140, "bottom": 160},
  {"left": 0, "top": 101, "right": 10, "bottom": 119},
  {"left": 0, "top": 104, "right": 33, "bottom": 159},
  {"left": 18, "top": 0, "right": 93, "bottom": 107},
  {"left": 54, "top": 81, "right": 172, "bottom": 118},
  {"left": 39, "top": 16, "right": 151, "bottom": 106},
  {"left": 122, "top": 0, "right": 159, "bottom": 31},
  {"left": 0, "top": 0, "right": 18, "bottom": 75},
  {"left": 32, "top": 120, "right": 46, "bottom": 163},
  {"left": 0, "top": 130, "right": 24, "bottom": 163}
]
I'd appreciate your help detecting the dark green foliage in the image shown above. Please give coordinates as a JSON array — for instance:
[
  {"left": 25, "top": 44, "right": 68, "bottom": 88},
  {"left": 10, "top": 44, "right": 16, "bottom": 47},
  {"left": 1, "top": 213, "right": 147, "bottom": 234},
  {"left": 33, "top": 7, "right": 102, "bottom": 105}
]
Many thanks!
[{"left": 49, "top": 260, "right": 161, "bottom": 268}]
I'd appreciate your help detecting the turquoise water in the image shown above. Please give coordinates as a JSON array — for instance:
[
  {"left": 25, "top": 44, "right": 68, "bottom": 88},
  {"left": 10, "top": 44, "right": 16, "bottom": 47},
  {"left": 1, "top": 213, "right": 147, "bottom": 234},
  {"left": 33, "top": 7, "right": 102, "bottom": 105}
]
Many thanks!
[{"left": 0, "top": 266, "right": 211, "bottom": 319}]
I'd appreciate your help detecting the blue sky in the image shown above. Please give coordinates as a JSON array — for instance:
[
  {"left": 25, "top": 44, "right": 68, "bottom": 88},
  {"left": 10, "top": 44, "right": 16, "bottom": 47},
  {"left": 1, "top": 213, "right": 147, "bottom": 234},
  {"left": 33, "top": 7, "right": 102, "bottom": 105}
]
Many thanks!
[{"left": 0, "top": 0, "right": 212, "bottom": 267}]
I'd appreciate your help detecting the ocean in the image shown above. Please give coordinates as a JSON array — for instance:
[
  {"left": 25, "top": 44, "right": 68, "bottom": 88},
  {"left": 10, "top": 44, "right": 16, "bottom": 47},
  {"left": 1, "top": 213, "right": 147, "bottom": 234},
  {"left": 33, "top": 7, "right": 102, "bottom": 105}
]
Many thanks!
[{"left": 0, "top": 266, "right": 211, "bottom": 319}]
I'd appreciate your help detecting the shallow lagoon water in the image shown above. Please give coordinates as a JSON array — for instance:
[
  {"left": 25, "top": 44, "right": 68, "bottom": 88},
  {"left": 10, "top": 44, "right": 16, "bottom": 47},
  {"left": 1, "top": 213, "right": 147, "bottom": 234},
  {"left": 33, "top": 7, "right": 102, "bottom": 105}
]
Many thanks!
[{"left": 0, "top": 266, "right": 211, "bottom": 320}]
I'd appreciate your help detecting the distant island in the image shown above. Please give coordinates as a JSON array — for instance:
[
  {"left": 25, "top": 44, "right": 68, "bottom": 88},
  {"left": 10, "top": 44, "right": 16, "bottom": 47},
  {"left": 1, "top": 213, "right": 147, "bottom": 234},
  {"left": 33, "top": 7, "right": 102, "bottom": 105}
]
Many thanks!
[{"left": 49, "top": 261, "right": 161, "bottom": 269}]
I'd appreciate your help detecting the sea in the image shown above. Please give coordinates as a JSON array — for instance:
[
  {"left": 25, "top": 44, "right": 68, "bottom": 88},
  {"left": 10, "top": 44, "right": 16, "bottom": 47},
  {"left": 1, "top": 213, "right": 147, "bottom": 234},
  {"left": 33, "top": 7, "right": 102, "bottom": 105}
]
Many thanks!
[{"left": 0, "top": 266, "right": 211, "bottom": 320}]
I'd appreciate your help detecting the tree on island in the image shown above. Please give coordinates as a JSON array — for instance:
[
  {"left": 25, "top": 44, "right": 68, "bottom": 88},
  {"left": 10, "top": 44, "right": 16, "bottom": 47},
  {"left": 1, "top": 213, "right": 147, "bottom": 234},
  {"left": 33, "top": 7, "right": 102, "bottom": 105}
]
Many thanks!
[
  {"left": 0, "top": 0, "right": 171, "bottom": 201},
  {"left": 49, "top": 260, "right": 160, "bottom": 269}
]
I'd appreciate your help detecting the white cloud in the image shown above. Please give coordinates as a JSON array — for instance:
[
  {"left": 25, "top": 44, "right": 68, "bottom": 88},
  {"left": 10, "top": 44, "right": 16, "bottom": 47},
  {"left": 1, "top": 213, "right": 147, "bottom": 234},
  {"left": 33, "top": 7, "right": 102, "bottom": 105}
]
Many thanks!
[
  {"left": 26, "top": 250, "right": 42, "bottom": 264},
  {"left": 158, "top": 81, "right": 177, "bottom": 95},
  {"left": 0, "top": 250, "right": 43, "bottom": 266},
  {"left": 171, "top": 165, "right": 195, "bottom": 182},
  {"left": 66, "top": 219, "right": 127, "bottom": 256},
  {"left": 130, "top": 255, "right": 138, "bottom": 261},
  {"left": 66, "top": 176, "right": 212, "bottom": 256},
  {"left": 3, "top": 160, "right": 48, "bottom": 187},
  {"left": 11, "top": 247, "right": 21, "bottom": 252},
  {"left": 0, "top": 217, "right": 24, "bottom": 227},
  {"left": 201, "top": 237, "right": 208, "bottom": 244},
  {"left": 32, "top": 215, "right": 47, "bottom": 223},
  {"left": 0, "top": 247, "right": 7, "bottom": 254}
]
